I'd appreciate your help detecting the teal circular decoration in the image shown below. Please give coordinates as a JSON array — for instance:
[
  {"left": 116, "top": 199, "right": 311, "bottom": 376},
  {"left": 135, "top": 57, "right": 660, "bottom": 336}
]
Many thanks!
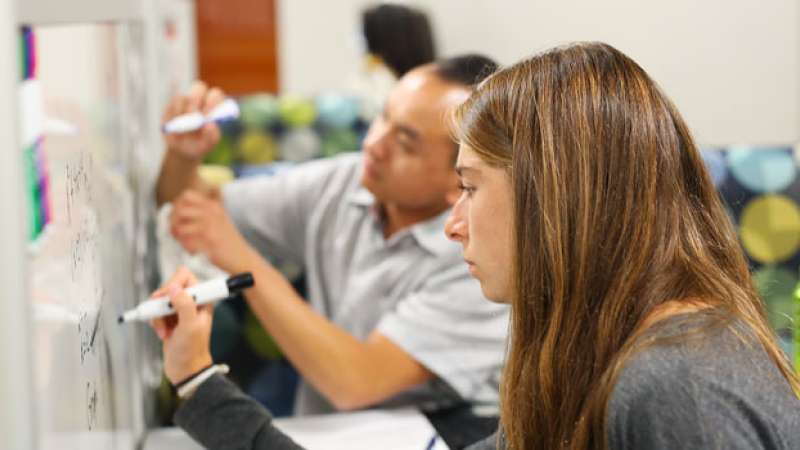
[
  {"left": 316, "top": 93, "right": 360, "bottom": 129},
  {"left": 728, "top": 147, "right": 796, "bottom": 193}
]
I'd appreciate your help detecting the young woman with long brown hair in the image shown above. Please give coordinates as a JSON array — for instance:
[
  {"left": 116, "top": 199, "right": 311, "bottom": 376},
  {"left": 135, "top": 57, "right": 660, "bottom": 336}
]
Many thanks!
[{"left": 446, "top": 42, "right": 800, "bottom": 449}]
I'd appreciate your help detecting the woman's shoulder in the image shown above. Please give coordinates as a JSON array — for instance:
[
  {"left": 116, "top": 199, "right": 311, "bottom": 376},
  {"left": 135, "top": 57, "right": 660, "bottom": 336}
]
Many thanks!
[{"left": 607, "top": 312, "right": 800, "bottom": 449}]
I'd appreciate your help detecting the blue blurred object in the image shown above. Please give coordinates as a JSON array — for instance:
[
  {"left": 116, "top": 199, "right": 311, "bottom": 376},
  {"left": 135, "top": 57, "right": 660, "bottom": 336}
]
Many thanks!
[
  {"left": 316, "top": 93, "right": 360, "bottom": 129},
  {"left": 246, "top": 359, "right": 300, "bottom": 417},
  {"left": 700, "top": 148, "right": 728, "bottom": 187},
  {"left": 728, "top": 146, "right": 796, "bottom": 193},
  {"left": 209, "top": 300, "right": 242, "bottom": 361},
  {"left": 234, "top": 161, "right": 296, "bottom": 178}
]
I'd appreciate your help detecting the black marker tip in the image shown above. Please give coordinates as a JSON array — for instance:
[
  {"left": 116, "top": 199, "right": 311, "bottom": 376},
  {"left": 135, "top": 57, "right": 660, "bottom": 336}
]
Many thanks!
[{"left": 117, "top": 315, "right": 124, "bottom": 324}]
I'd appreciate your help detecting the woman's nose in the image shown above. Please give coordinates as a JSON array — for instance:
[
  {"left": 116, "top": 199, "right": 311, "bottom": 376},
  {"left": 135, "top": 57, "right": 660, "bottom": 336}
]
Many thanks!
[{"left": 444, "top": 206, "right": 467, "bottom": 242}]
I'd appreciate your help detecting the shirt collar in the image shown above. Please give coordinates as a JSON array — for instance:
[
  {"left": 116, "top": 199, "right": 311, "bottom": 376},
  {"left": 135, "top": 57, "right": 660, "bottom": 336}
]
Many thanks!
[
  {"left": 347, "top": 185, "right": 376, "bottom": 207},
  {"left": 408, "top": 207, "right": 456, "bottom": 256},
  {"left": 347, "top": 186, "right": 455, "bottom": 256}
]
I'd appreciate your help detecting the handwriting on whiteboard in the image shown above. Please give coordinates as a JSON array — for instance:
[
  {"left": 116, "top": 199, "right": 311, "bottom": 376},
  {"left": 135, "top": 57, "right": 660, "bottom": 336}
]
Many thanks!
[
  {"left": 86, "top": 381, "right": 98, "bottom": 430},
  {"left": 65, "top": 149, "right": 93, "bottom": 225}
]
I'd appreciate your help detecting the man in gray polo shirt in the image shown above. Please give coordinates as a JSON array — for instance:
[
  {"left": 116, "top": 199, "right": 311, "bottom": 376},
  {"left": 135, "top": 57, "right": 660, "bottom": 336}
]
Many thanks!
[{"left": 155, "top": 55, "right": 508, "bottom": 415}]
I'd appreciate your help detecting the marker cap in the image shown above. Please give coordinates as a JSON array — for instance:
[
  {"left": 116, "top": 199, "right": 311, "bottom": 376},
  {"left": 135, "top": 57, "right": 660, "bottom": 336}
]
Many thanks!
[{"left": 226, "top": 272, "right": 254, "bottom": 292}]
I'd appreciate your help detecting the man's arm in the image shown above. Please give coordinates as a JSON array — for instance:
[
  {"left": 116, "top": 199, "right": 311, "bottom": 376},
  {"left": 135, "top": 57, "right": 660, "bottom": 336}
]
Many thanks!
[
  {"left": 169, "top": 190, "right": 436, "bottom": 410},
  {"left": 155, "top": 81, "right": 225, "bottom": 207},
  {"left": 156, "top": 150, "right": 207, "bottom": 206},
  {"left": 232, "top": 247, "right": 435, "bottom": 411}
]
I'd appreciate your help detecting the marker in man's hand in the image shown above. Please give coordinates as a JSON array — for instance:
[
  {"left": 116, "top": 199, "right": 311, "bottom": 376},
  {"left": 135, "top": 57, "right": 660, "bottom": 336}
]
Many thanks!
[
  {"left": 118, "top": 273, "right": 254, "bottom": 324},
  {"left": 162, "top": 98, "right": 240, "bottom": 134}
]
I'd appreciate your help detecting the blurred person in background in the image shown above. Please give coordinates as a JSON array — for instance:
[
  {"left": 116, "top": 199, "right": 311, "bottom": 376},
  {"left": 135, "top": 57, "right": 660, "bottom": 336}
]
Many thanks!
[{"left": 351, "top": 2, "right": 436, "bottom": 121}]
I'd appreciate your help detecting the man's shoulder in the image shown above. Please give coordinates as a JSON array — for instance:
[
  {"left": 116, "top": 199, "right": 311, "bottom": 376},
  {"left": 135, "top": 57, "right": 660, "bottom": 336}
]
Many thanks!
[{"left": 226, "top": 153, "right": 364, "bottom": 198}]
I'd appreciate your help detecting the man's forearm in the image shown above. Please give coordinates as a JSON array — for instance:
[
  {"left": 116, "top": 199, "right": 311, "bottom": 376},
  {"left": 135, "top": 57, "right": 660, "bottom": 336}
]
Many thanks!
[
  {"left": 236, "top": 249, "right": 425, "bottom": 410},
  {"left": 156, "top": 149, "right": 205, "bottom": 207}
]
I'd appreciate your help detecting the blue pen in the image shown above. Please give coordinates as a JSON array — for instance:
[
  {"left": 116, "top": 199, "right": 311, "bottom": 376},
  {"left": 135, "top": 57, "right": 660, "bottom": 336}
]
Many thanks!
[
  {"left": 424, "top": 434, "right": 438, "bottom": 450},
  {"left": 162, "top": 98, "right": 239, "bottom": 134}
]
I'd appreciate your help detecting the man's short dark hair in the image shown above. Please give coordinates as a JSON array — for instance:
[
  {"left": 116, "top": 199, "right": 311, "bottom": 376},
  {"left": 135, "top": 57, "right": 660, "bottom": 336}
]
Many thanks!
[{"left": 432, "top": 54, "right": 498, "bottom": 87}]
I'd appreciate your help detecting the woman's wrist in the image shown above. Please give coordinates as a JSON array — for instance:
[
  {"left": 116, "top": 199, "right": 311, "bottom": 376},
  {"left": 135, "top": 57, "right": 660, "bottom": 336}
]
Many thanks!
[
  {"left": 173, "top": 361, "right": 214, "bottom": 389},
  {"left": 167, "top": 353, "right": 214, "bottom": 385},
  {"left": 175, "top": 364, "right": 230, "bottom": 399}
]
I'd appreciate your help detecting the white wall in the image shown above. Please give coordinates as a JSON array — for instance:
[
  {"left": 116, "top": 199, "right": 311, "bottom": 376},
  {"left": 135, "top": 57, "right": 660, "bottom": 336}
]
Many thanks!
[{"left": 278, "top": 0, "right": 800, "bottom": 145}]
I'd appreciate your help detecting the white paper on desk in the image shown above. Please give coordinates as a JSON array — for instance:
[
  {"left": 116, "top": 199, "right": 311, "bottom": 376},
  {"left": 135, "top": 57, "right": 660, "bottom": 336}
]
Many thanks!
[{"left": 273, "top": 407, "right": 450, "bottom": 450}]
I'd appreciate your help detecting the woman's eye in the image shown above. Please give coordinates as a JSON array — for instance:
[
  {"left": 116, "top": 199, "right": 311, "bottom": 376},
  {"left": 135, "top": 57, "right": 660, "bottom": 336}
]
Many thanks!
[{"left": 458, "top": 183, "right": 476, "bottom": 196}]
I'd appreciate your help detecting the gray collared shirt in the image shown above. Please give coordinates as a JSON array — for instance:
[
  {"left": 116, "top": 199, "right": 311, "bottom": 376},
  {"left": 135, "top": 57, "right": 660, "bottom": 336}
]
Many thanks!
[{"left": 222, "top": 153, "right": 509, "bottom": 415}]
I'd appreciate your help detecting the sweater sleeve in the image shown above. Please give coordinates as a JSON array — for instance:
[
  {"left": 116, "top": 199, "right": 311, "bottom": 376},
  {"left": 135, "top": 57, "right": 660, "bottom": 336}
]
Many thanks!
[
  {"left": 174, "top": 374, "right": 306, "bottom": 450},
  {"left": 464, "top": 430, "right": 501, "bottom": 450}
]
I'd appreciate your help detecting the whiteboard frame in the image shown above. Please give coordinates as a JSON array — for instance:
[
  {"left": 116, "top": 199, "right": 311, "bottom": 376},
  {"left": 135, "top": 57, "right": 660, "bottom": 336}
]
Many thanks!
[{"left": 0, "top": 0, "right": 37, "bottom": 448}]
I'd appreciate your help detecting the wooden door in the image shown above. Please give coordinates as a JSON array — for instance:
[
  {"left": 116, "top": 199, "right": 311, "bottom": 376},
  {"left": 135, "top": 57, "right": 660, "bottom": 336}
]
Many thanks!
[{"left": 195, "top": 0, "right": 279, "bottom": 95}]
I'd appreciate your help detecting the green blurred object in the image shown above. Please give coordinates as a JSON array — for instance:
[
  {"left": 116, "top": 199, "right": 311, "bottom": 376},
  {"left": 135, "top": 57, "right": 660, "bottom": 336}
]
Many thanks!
[
  {"left": 753, "top": 266, "right": 796, "bottom": 355},
  {"left": 243, "top": 308, "right": 283, "bottom": 360},
  {"left": 19, "top": 29, "right": 26, "bottom": 80},
  {"left": 321, "top": 128, "right": 359, "bottom": 158},
  {"left": 210, "top": 301, "right": 241, "bottom": 361},
  {"left": 204, "top": 134, "right": 234, "bottom": 166},
  {"left": 278, "top": 95, "right": 317, "bottom": 128},
  {"left": 240, "top": 94, "right": 280, "bottom": 129},
  {"left": 157, "top": 374, "right": 178, "bottom": 425},
  {"left": 238, "top": 129, "right": 277, "bottom": 164},
  {"left": 24, "top": 145, "right": 41, "bottom": 240}
]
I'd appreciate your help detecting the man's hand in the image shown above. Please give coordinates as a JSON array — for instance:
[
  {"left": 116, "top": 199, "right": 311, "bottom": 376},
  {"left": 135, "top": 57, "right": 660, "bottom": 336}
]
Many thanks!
[
  {"left": 170, "top": 190, "right": 254, "bottom": 273},
  {"left": 163, "top": 81, "right": 226, "bottom": 162},
  {"left": 149, "top": 267, "right": 214, "bottom": 385}
]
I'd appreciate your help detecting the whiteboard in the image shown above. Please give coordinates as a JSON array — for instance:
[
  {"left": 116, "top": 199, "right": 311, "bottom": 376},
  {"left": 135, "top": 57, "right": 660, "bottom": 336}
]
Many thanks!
[
  {"left": 1, "top": 4, "right": 164, "bottom": 448},
  {"left": 27, "top": 23, "right": 149, "bottom": 449}
]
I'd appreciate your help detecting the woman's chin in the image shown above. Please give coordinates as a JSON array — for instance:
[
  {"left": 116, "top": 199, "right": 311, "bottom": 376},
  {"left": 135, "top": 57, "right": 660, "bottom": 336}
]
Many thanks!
[{"left": 479, "top": 284, "right": 511, "bottom": 304}]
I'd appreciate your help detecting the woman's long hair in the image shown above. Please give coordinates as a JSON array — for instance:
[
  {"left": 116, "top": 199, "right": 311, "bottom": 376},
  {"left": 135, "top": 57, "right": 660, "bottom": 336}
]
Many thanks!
[{"left": 453, "top": 42, "right": 800, "bottom": 450}]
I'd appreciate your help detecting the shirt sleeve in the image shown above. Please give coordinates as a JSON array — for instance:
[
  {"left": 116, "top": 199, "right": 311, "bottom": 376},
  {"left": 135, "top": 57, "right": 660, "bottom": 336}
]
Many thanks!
[
  {"left": 377, "top": 263, "right": 509, "bottom": 405},
  {"left": 222, "top": 155, "right": 356, "bottom": 268},
  {"left": 174, "top": 374, "right": 305, "bottom": 450}
]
